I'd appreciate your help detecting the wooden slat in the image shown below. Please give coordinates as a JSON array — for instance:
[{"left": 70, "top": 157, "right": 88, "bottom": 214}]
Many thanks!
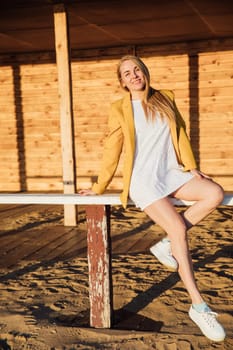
[
  {"left": 0, "top": 227, "right": 69, "bottom": 268},
  {"left": 25, "top": 227, "right": 86, "bottom": 261}
]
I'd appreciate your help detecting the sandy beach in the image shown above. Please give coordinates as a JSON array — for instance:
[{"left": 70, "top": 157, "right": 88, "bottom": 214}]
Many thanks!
[{"left": 0, "top": 204, "right": 232, "bottom": 349}]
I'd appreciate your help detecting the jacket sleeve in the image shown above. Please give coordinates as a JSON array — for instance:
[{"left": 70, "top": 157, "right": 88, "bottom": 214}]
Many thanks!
[{"left": 92, "top": 104, "right": 124, "bottom": 194}]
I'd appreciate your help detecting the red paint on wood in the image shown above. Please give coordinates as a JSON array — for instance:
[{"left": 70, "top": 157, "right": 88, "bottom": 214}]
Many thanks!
[{"left": 86, "top": 205, "right": 113, "bottom": 328}]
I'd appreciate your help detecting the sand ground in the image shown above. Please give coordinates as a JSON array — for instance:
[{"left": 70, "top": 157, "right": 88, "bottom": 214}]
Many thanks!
[{"left": 0, "top": 205, "right": 232, "bottom": 349}]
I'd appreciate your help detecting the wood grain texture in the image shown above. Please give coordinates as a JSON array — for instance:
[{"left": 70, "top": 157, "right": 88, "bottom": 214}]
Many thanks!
[{"left": 0, "top": 39, "right": 232, "bottom": 192}]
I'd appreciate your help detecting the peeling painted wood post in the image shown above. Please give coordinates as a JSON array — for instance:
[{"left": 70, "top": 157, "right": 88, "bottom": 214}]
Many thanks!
[{"left": 85, "top": 204, "right": 113, "bottom": 328}]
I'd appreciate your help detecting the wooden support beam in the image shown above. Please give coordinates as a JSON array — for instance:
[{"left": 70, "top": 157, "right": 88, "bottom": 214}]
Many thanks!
[
  {"left": 85, "top": 205, "right": 113, "bottom": 328},
  {"left": 53, "top": 3, "right": 77, "bottom": 226}
]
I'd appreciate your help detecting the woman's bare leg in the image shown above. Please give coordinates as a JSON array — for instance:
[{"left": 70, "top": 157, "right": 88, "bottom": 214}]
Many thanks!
[
  {"left": 172, "top": 176, "right": 224, "bottom": 229},
  {"left": 145, "top": 176, "right": 224, "bottom": 304},
  {"left": 144, "top": 197, "right": 203, "bottom": 304}
]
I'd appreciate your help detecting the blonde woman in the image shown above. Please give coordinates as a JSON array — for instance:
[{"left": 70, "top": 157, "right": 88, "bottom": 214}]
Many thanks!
[{"left": 79, "top": 55, "right": 225, "bottom": 342}]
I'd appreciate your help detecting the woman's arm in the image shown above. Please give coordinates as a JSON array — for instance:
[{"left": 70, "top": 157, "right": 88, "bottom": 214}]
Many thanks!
[
  {"left": 90, "top": 104, "right": 124, "bottom": 194},
  {"left": 190, "top": 168, "right": 212, "bottom": 180}
]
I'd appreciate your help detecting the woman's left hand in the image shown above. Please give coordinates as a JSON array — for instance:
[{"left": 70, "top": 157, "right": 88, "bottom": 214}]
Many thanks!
[
  {"left": 190, "top": 169, "right": 212, "bottom": 180},
  {"left": 78, "top": 189, "right": 97, "bottom": 196}
]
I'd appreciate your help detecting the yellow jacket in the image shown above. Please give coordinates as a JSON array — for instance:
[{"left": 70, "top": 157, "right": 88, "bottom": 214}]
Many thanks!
[{"left": 92, "top": 89, "right": 197, "bottom": 208}]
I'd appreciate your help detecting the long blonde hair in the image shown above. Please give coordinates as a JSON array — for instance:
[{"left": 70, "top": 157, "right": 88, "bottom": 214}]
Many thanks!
[{"left": 117, "top": 55, "right": 175, "bottom": 121}]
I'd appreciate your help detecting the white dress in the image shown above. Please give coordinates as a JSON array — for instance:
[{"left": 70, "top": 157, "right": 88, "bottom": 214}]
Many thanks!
[{"left": 129, "top": 100, "right": 194, "bottom": 210}]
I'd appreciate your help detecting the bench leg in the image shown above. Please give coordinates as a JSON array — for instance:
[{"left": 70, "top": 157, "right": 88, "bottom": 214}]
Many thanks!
[{"left": 85, "top": 204, "right": 113, "bottom": 328}]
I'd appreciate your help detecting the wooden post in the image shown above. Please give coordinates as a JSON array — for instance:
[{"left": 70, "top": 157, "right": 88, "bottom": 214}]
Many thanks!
[
  {"left": 85, "top": 205, "right": 113, "bottom": 328},
  {"left": 53, "top": 3, "right": 77, "bottom": 226}
]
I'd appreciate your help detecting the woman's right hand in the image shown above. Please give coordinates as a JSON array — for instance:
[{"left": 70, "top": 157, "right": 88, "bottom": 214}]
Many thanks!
[{"left": 78, "top": 189, "right": 97, "bottom": 196}]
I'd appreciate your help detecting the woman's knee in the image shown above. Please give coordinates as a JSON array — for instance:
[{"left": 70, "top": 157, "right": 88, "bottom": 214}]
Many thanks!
[
  {"left": 168, "top": 219, "right": 187, "bottom": 239},
  {"left": 197, "top": 179, "right": 224, "bottom": 208},
  {"left": 210, "top": 182, "right": 224, "bottom": 207}
]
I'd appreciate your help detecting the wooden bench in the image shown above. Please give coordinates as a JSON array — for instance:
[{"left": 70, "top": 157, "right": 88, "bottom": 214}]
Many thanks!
[{"left": 0, "top": 192, "right": 232, "bottom": 328}]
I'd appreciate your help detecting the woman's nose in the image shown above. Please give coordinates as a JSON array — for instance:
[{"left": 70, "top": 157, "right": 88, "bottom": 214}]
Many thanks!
[{"left": 131, "top": 71, "right": 137, "bottom": 79}]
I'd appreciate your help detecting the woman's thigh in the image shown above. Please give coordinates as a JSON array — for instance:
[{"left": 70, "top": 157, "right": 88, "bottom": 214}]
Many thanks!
[{"left": 171, "top": 176, "right": 224, "bottom": 202}]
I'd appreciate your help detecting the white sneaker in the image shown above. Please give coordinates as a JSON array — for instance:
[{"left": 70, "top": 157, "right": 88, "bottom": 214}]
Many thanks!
[
  {"left": 189, "top": 305, "right": 226, "bottom": 342},
  {"left": 150, "top": 239, "right": 178, "bottom": 271}
]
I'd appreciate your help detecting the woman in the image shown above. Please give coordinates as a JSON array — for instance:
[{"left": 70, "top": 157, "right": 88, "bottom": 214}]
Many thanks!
[{"left": 79, "top": 55, "right": 226, "bottom": 342}]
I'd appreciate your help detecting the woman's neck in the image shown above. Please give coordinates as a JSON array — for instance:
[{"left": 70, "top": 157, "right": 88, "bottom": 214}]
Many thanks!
[{"left": 131, "top": 90, "right": 144, "bottom": 100}]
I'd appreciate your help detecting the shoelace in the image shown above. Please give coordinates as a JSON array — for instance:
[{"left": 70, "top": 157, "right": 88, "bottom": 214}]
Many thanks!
[{"left": 201, "top": 311, "right": 219, "bottom": 328}]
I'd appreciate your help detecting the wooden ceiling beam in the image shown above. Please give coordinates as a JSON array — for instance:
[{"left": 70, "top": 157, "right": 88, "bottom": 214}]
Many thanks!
[{"left": 184, "top": 0, "right": 217, "bottom": 35}]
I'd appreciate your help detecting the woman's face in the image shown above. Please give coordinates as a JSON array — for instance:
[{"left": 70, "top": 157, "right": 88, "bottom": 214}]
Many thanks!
[{"left": 119, "top": 59, "right": 146, "bottom": 94}]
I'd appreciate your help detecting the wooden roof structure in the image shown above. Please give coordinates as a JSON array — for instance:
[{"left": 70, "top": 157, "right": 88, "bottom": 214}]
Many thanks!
[{"left": 1, "top": 0, "right": 233, "bottom": 54}]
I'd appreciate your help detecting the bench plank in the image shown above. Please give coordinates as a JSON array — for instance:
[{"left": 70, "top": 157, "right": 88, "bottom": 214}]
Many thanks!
[{"left": 0, "top": 193, "right": 232, "bottom": 205}]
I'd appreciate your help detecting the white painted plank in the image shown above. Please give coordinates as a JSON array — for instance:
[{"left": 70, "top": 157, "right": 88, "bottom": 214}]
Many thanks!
[{"left": 0, "top": 193, "right": 231, "bottom": 205}]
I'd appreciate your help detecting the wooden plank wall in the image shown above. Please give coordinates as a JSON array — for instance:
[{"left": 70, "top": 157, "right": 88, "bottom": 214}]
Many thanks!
[{"left": 0, "top": 39, "right": 232, "bottom": 193}]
